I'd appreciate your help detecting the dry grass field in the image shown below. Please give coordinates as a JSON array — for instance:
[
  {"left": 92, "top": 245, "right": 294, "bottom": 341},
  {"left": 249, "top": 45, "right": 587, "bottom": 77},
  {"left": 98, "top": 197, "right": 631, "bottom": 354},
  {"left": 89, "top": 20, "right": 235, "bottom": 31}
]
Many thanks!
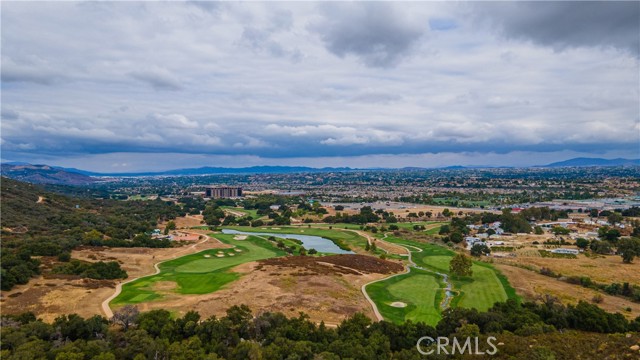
[
  {"left": 499, "top": 254, "right": 640, "bottom": 285},
  {"left": 123, "top": 257, "right": 399, "bottom": 326},
  {"left": 496, "top": 263, "right": 640, "bottom": 319}
]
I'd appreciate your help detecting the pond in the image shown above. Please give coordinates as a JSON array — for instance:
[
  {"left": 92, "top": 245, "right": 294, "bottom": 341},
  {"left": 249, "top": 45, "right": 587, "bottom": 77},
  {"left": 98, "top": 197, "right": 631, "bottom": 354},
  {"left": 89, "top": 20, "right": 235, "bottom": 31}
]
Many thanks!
[{"left": 221, "top": 229, "right": 354, "bottom": 254}]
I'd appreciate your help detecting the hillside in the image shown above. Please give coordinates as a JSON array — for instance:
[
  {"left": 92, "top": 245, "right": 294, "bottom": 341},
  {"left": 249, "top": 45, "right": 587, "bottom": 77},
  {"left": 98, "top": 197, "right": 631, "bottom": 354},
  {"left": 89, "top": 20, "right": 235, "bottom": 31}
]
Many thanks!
[
  {"left": 1, "top": 163, "right": 100, "bottom": 185},
  {"left": 0, "top": 177, "right": 184, "bottom": 290},
  {"left": 544, "top": 157, "right": 640, "bottom": 167}
]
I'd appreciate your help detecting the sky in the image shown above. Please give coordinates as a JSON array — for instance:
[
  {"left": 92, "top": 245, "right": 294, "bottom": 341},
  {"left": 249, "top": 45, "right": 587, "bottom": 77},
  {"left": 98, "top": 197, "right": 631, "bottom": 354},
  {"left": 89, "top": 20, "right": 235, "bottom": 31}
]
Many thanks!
[{"left": 1, "top": 1, "right": 639, "bottom": 172}]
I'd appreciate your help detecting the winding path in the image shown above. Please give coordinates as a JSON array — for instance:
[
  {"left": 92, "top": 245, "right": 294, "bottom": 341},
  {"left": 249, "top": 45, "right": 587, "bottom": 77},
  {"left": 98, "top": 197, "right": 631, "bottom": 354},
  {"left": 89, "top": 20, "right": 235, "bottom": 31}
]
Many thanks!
[{"left": 100, "top": 232, "right": 213, "bottom": 318}]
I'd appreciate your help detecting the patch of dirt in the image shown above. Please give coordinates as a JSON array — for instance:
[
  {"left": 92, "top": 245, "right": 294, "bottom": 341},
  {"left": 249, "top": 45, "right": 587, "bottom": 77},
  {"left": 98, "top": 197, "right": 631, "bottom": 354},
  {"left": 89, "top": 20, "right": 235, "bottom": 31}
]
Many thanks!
[
  {"left": 0, "top": 276, "right": 115, "bottom": 323},
  {"left": 256, "top": 254, "right": 404, "bottom": 275},
  {"left": 496, "top": 263, "right": 640, "bottom": 319},
  {"left": 124, "top": 259, "right": 399, "bottom": 325}
]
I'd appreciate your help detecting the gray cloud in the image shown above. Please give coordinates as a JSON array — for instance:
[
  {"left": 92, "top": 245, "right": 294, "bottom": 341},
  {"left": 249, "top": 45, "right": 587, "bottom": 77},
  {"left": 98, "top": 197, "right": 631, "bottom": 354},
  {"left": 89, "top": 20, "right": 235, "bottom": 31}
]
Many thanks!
[
  {"left": 1, "top": 2, "right": 638, "bottom": 170},
  {"left": 477, "top": 1, "right": 640, "bottom": 55},
  {"left": 312, "top": 2, "right": 425, "bottom": 68},
  {"left": 130, "top": 67, "right": 183, "bottom": 91},
  {"left": 1, "top": 57, "right": 63, "bottom": 85}
]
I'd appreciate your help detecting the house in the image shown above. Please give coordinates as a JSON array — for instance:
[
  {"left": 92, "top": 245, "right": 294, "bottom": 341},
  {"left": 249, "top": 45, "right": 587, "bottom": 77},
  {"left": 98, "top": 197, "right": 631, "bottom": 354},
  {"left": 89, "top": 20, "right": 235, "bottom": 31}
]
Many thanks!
[{"left": 465, "top": 237, "right": 483, "bottom": 249}]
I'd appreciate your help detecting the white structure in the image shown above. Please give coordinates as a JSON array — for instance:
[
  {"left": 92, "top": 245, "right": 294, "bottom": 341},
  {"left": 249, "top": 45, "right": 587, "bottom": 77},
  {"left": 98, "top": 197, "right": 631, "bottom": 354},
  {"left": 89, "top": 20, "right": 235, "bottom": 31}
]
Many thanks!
[{"left": 550, "top": 248, "right": 579, "bottom": 255}]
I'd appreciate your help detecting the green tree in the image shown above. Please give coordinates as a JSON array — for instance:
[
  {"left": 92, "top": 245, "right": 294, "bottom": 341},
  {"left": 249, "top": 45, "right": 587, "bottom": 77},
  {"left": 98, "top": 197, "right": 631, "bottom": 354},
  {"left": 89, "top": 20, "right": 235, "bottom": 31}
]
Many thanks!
[
  {"left": 449, "top": 232, "right": 463, "bottom": 243},
  {"left": 575, "top": 238, "right": 589, "bottom": 249},
  {"left": 470, "top": 243, "right": 491, "bottom": 257},
  {"left": 607, "top": 212, "right": 623, "bottom": 225},
  {"left": 551, "top": 226, "right": 570, "bottom": 236},
  {"left": 449, "top": 253, "right": 473, "bottom": 277},
  {"left": 164, "top": 220, "right": 176, "bottom": 235},
  {"left": 617, "top": 238, "right": 640, "bottom": 263}
]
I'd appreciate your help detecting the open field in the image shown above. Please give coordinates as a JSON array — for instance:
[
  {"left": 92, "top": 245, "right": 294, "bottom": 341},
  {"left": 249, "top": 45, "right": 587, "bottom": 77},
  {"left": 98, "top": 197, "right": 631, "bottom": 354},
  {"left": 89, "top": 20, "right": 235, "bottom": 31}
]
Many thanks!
[
  {"left": 111, "top": 234, "right": 285, "bottom": 306},
  {"left": 496, "top": 254, "right": 640, "bottom": 285},
  {"left": 497, "top": 263, "right": 640, "bottom": 319}
]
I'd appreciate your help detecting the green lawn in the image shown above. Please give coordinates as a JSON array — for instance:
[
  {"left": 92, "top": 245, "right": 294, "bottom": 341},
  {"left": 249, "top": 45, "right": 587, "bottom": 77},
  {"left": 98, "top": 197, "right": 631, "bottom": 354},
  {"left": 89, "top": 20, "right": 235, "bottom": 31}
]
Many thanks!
[
  {"left": 111, "top": 234, "right": 285, "bottom": 306},
  {"left": 366, "top": 269, "right": 443, "bottom": 326},
  {"left": 366, "top": 235, "right": 517, "bottom": 323}
]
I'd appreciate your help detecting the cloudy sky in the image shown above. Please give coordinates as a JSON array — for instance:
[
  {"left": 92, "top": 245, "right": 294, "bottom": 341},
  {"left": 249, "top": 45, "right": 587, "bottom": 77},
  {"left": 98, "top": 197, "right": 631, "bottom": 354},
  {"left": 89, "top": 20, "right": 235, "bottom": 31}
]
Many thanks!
[{"left": 2, "top": 1, "right": 639, "bottom": 172}]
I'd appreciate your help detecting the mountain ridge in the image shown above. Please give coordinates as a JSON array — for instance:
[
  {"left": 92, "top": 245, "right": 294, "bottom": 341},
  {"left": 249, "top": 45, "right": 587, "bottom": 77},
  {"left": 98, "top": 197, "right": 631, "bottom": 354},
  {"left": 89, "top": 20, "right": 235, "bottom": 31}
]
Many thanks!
[{"left": 1, "top": 157, "right": 638, "bottom": 185}]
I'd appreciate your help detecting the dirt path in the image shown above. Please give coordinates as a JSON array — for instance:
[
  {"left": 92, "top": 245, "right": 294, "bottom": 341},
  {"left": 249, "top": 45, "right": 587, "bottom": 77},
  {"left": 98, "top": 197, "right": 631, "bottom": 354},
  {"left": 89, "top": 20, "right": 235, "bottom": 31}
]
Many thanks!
[
  {"left": 101, "top": 232, "right": 215, "bottom": 318},
  {"left": 36, "top": 196, "right": 44, "bottom": 203}
]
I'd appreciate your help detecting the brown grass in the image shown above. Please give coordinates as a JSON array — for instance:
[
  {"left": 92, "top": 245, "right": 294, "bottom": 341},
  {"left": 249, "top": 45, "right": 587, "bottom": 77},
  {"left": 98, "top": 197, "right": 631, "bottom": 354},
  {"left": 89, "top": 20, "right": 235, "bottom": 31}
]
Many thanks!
[
  {"left": 496, "top": 263, "right": 640, "bottom": 319},
  {"left": 129, "top": 261, "right": 393, "bottom": 325},
  {"left": 500, "top": 254, "right": 640, "bottom": 285}
]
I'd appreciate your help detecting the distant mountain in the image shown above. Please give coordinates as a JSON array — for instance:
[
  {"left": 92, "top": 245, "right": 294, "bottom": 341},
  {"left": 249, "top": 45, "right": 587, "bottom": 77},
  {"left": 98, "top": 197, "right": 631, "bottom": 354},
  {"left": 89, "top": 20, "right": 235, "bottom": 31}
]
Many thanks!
[
  {"left": 51, "top": 165, "right": 359, "bottom": 177},
  {"left": 0, "top": 164, "right": 100, "bottom": 185},
  {"left": 543, "top": 157, "right": 640, "bottom": 168}
]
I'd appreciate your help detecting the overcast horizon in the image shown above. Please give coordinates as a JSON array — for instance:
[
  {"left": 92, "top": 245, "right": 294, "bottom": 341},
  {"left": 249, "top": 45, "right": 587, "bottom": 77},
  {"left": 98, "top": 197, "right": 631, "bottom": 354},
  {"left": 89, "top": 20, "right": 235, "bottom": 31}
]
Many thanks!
[{"left": 2, "top": 1, "right": 639, "bottom": 172}]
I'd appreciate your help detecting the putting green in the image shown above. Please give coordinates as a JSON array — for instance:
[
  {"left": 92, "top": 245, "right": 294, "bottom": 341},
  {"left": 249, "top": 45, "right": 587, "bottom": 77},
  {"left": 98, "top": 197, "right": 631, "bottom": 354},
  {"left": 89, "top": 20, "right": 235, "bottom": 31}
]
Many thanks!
[
  {"left": 111, "top": 234, "right": 285, "bottom": 306},
  {"left": 366, "top": 269, "right": 443, "bottom": 326}
]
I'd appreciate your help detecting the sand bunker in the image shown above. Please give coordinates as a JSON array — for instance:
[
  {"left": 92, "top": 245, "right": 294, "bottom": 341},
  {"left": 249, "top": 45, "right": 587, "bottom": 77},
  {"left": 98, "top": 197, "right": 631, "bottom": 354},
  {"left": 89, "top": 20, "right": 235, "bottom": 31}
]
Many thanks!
[
  {"left": 390, "top": 302, "right": 407, "bottom": 308},
  {"left": 233, "top": 235, "right": 247, "bottom": 240},
  {"left": 227, "top": 253, "right": 235, "bottom": 256},
  {"left": 216, "top": 254, "right": 225, "bottom": 258},
  {"left": 204, "top": 254, "right": 211, "bottom": 258},
  {"left": 234, "top": 249, "right": 242, "bottom": 252}
]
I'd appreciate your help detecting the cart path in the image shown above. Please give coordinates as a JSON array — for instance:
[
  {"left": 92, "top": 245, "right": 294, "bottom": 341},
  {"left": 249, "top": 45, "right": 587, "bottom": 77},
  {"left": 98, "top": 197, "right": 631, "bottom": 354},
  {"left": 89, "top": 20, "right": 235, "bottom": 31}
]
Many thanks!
[{"left": 100, "top": 232, "right": 215, "bottom": 318}]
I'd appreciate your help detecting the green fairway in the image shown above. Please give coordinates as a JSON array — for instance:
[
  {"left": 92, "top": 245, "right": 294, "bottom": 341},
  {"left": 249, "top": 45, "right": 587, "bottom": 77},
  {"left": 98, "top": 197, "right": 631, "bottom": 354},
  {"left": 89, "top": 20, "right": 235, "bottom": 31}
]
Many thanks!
[
  {"left": 454, "top": 262, "right": 510, "bottom": 311},
  {"left": 366, "top": 269, "right": 443, "bottom": 326},
  {"left": 111, "top": 234, "right": 285, "bottom": 306},
  {"left": 366, "top": 234, "right": 517, "bottom": 324}
]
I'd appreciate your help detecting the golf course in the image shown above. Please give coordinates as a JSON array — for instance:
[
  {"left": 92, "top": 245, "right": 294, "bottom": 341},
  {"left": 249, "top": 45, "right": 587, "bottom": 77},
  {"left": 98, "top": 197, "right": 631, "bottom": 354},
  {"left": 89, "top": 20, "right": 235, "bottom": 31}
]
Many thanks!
[
  {"left": 365, "top": 234, "right": 518, "bottom": 326},
  {"left": 111, "top": 234, "right": 286, "bottom": 306}
]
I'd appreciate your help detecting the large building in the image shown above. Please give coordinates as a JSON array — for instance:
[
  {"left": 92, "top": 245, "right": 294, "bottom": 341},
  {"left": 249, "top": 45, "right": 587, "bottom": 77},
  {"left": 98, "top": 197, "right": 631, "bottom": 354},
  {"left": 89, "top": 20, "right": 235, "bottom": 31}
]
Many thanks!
[{"left": 204, "top": 186, "right": 243, "bottom": 199}]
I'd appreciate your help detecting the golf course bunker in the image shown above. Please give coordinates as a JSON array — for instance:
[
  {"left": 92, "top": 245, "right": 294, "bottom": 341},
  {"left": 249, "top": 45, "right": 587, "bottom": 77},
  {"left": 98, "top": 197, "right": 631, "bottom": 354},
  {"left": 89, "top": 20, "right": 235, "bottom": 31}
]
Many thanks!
[
  {"left": 233, "top": 235, "right": 247, "bottom": 240},
  {"left": 390, "top": 302, "right": 407, "bottom": 308},
  {"left": 204, "top": 254, "right": 211, "bottom": 258}
]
